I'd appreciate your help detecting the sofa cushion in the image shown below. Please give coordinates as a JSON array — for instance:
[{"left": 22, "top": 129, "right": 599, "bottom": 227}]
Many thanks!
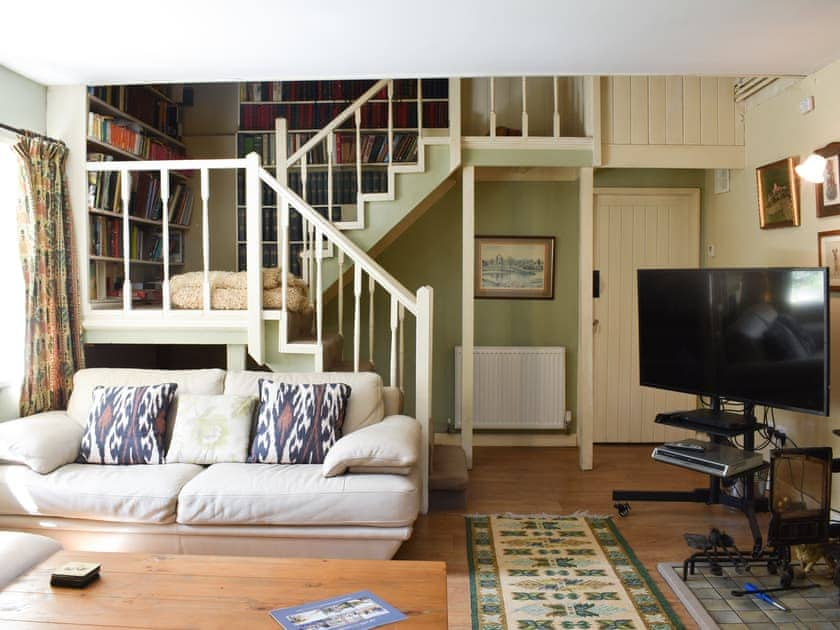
[
  {"left": 248, "top": 381, "right": 351, "bottom": 464},
  {"left": 224, "top": 371, "right": 384, "bottom": 434},
  {"left": 166, "top": 394, "right": 256, "bottom": 465},
  {"left": 67, "top": 368, "right": 226, "bottom": 429},
  {"left": 0, "top": 463, "right": 203, "bottom": 524},
  {"left": 0, "top": 412, "right": 83, "bottom": 474},
  {"left": 78, "top": 384, "right": 177, "bottom": 465},
  {"left": 0, "top": 532, "right": 62, "bottom": 588},
  {"left": 176, "top": 463, "right": 419, "bottom": 528}
]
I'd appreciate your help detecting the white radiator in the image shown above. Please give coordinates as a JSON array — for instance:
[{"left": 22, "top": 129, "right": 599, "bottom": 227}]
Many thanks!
[{"left": 454, "top": 346, "right": 568, "bottom": 430}]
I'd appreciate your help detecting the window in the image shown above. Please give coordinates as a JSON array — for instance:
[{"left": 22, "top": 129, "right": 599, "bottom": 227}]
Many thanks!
[{"left": 0, "top": 138, "right": 25, "bottom": 386}]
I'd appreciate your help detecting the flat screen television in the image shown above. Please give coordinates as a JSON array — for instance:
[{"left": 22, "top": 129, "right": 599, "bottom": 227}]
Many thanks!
[{"left": 638, "top": 267, "right": 829, "bottom": 416}]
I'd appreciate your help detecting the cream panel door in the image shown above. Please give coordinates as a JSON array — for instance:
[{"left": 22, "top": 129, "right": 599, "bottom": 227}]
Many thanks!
[{"left": 593, "top": 189, "right": 700, "bottom": 443}]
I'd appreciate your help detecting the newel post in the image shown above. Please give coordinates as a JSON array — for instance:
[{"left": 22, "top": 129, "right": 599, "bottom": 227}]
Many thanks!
[{"left": 415, "top": 285, "right": 434, "bottom": 514}]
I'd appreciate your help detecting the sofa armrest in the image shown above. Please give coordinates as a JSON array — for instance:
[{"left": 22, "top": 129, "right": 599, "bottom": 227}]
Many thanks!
[
  {"left": 0, "top": 411, "right": 83, "bottom": 474},
  {"left": 323, "top": 415, "right": 420, "bottom": 477}
]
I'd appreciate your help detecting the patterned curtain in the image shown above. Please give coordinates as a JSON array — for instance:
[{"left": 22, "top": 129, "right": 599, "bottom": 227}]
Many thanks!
[{"left": 14, "top": 134, "right": 84, "bottom": 416}]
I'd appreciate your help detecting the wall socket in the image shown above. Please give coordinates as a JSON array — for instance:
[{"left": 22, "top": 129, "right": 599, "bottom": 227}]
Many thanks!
[{"left": 707, "top": 244, "right": 716, "bottom": 258}]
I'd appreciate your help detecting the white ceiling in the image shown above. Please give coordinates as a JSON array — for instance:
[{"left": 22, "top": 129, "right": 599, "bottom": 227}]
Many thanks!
[{"left": 3, "top": 0, "right": 840, "bottom": 85}]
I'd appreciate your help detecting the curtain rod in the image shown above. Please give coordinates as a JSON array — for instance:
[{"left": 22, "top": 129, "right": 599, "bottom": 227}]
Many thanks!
[{"left": 0, "top": 122, "right": 64, "bottom": 145}]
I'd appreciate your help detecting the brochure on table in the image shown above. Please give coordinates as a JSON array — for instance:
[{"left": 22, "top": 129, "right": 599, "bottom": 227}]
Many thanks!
[{"left": 270, "top": 590, "right": 406, "bottom": 630}]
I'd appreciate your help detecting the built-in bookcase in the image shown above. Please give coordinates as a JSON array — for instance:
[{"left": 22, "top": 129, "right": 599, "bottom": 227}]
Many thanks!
[
  {"left": 86, "top": 85, "right": 194, "bottom": 308},
  {"left": 234, "top": 79, "right": 449, "bottom": 272}
]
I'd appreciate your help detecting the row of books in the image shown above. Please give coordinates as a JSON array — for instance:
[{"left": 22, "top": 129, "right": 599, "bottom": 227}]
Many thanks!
[
  {"left": 237, "top": 207, "right": 334, "bottom": 243},
  {"left": 124, "top": 86, "right": 181, "bottom": 138},
  {"left": 239, "top": 102, "right": 448, "bottom": 131},
  {"left": 238, "top": 131, "right": 417, "bottom": 166},
  {"left": 90, "top": 216, "right": 122, "bottom": 258},
  {"left": 286, "top": 171, "right": 387, "bottom": 205},
  {"left": 335, "top": 133, "right": 417, "bottom": 164},
  {"left": 87, "top": 157, "right": 193, "bottom": 225},
  {"left": 238, "top": 133, "right": 278, "bottom": 166},
  {"left": 90, "top": 215, "right": 183, "bottom": 264},
  {"left": 236, "top": 175, "right": 278, "bottom": 206},
  {"left": 238, "top": 243, "right": 303, "bottom": 275},
  {"left": 238, "top": 79, "right": 448, "bottom": 102},
  {"left": 88, "top": 113, "right": 186, "bottom": 160}
]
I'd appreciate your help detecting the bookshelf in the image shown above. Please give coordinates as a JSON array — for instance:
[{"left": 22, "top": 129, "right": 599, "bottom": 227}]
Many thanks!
[
  {"left": 235, "top": 79, "right": 449, "bottom": 271},
  {"left": 86, "top": 84, "right": 194, "bottom": 308}
]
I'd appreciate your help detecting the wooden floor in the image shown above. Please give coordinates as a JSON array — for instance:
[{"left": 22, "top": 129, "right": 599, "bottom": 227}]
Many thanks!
[{"left": 397, "top": 445, "right": 767, "bottom": 629}]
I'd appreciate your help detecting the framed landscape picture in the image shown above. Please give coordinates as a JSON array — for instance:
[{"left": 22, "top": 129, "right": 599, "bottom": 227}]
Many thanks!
[
  {"left": 474, "top": 236, "right": 555, "bottom": 299},
  {"left": 817, "top": 154, "right": 840, "bottom": 217},
  {"left": 756, "top": 157, "right": 800, "bottom": 229},
  {"left": 818, "top": 229, "right": 840, "bottom": 291}
]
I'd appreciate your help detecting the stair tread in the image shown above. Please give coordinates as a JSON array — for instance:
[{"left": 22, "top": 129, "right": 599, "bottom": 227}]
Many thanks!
[{"left": 431, "top": 445, "right": 469, "bottom": 491}]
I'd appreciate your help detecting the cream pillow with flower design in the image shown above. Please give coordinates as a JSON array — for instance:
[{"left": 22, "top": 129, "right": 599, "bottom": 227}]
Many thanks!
[{"left": 166, "top": 394, "right": 256, "bottom": 464}]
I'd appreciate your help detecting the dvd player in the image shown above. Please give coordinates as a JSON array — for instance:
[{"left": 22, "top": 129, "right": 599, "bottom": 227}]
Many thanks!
[{"left": 651, "top": 439, "right": 764, "bottom": 478}]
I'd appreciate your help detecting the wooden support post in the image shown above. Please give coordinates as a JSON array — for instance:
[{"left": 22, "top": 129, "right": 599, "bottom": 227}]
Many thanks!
[
  {"left": 578, "top": 167, "right": 594, "bottom": 471},
  {"left": 461, "top": 165, "right": 475, "bottom": 469}
]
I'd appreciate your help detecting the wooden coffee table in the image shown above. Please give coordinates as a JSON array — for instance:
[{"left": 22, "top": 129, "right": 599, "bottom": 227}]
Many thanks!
[{"left": 0, "top": 551, "right": 448, "bottom": 628}]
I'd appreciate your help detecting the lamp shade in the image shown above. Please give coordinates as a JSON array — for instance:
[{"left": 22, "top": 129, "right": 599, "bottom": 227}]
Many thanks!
[{"left": 795, "top": 154, "right": 828, "bottom": 183}]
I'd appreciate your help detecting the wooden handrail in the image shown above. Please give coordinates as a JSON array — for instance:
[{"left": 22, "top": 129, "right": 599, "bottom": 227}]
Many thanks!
[{"left": 286, "top": 79, "right": 389, "bottom": 168}]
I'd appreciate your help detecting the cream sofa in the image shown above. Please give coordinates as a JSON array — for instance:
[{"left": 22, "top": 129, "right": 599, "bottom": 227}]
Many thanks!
[{"left": 0, "top": 369, "right": 421, "bottom": 560}]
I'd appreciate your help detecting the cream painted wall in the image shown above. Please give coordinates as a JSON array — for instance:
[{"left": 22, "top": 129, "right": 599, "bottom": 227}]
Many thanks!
[
  {"left": 0, "top": 65, "right": 46, "bottom": 133},
  {"left": 703, "top": 58, "right": 840, "bottom": 502}
]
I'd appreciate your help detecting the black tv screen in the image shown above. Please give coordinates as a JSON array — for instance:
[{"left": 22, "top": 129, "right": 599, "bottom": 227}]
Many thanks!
[{"left": 638, "top": 268, "right": 829, "bottom": 415}]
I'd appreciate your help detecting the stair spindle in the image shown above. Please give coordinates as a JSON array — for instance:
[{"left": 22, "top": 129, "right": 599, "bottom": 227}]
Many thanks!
[
  {"left": 316, "top": 226, "right": 323, "bottom": 346},
  {"left": 521, "top": 76, "right": 529, "bottom": 137},
  {"left": 387, "top": 80, "right": 394, "bottom": 166},
  {"left": 355, "top": 108, "right": 362, "bottom": 222},
  {"left": 120, "top": 171, "right": 132, "bottom": 311},
  {"left": 399, "top": 303, "right": 405, "bottom": 392},
  {"left": 301, "top": 154, "right": 310, "bottom": 287},
  {"left": 280, "top": 199, "right": 289, "bottom": 348},
  {"left": 417, "top": 78, "right": 423, "bottom": 134},
  {"left": 301, "top": 215, "right": 309, "bottom": 286},
  {"left": 368, "top": 275, "right": 375, "bottom": 363},
  {"left": 552, "top": 76, "right": 560, "bottom": 138},
  {"left": 353, "top": 265, "right": 362, "bottom": 373},
  {"left": 390, "top": 295, "right": 398, "bottom": 387},
  {"left": 160, "top": 169, "right": 171, "bottom": 313},
  {"left": 200, "top": 167, "right": 211, "bottom": 312},
  {"left": 338, "top": 250, "right": 344, "bottom": 336},
  {"left": 327, "top": 131, "right": 334, "bottom": 223},
  {"left": 489, "top": 77, "right": 496, "bottom": 138}
]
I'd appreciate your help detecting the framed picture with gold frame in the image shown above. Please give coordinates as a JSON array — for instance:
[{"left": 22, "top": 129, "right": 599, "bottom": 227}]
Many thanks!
[
  {"left": 756, "top": 157, "right": 800, "bottom": 229},
  {"left": 474, "top": 235, "right": 555, "bottom": 299}
]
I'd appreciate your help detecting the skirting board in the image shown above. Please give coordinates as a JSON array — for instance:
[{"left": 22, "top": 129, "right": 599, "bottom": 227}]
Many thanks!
[{"left": 434, "top": 432, "right": 577, "bottom": 447}]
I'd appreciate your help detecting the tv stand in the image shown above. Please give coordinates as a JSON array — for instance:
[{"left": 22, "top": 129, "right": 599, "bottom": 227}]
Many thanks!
[{"left": 612, "top": 402, "right": 769, "bottom": 554}]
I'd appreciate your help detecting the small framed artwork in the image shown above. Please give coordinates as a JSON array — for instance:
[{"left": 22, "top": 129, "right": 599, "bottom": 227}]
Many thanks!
[
  {"left": 818, "top": 230, "right": 840, "bottom": 291},
  {"left": 817, "top": 154, "right": 840, "bottom": 217},
  {"left": 756, "top": 157, "right": 800, "bottom": 229},
  {"left": 474, "top": 235, "right": 555, "bottom": 299}
]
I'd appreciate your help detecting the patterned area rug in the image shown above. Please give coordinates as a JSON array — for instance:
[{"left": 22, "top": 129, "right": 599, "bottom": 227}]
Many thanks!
[{"left": 466, "top": 515, "right": 682, "bottom": 630}]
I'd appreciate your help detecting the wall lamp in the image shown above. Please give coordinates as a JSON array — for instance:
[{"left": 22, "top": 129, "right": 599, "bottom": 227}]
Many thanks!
[{"left": 796, "top": 142, "right": 840, "bottom": 183}]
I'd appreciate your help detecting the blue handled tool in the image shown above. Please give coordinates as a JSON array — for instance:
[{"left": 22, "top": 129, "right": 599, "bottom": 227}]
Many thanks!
[{"left": 742, "top": 582, "right": 789, "bottom": 612}]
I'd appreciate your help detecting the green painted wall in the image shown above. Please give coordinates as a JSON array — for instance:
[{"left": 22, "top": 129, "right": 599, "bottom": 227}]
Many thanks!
[{"left": 328, "top": 179, "right": 580, "bottom": 433}]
